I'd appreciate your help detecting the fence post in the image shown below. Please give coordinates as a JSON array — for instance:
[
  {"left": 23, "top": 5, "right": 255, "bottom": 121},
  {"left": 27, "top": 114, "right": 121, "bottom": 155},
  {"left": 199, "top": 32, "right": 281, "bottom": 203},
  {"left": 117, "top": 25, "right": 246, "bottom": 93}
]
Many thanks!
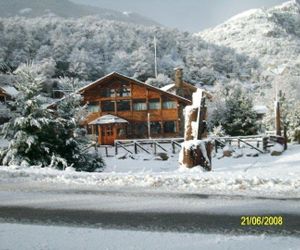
[
  {"left": 115, "top": 142, "right": 118, "bottom": 155},
  {"left": 154, "top": 142, "right": 157, "bottom": 154},
  {"left": 134, "top": 142, "right": 138, "bottom": 154},
  {"left": 263, "top": 137, "right": 268, "bottom": 152},
  {"left": 172, "top": 141, "right": 176, "bottom": 154},
  {"left": 105, "top": 146, "right": 108, "bottom": 157}
]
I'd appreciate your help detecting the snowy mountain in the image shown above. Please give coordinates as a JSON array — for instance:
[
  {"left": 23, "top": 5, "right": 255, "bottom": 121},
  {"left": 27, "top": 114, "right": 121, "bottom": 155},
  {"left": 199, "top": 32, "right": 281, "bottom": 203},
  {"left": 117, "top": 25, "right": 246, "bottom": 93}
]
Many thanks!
[
  {"left": 0, "top": 0, "right": 159, "bottom": 26},
  {"left": 198, "top": 0, "right": 300, "bottom": 78}
]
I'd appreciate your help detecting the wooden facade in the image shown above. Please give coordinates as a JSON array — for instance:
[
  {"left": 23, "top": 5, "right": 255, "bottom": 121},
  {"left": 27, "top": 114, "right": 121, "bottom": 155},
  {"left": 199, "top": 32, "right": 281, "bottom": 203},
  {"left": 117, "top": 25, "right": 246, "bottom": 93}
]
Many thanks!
[{"left": 79, "top": 72, "right": 191, "bottom": 145}]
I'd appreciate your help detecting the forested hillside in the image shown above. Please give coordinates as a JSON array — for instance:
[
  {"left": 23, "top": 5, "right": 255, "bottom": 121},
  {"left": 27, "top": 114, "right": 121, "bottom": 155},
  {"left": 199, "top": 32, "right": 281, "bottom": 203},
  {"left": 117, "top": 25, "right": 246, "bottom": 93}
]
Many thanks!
[{"left": 0, "top": 16, "right": 258, "bottom": 86}]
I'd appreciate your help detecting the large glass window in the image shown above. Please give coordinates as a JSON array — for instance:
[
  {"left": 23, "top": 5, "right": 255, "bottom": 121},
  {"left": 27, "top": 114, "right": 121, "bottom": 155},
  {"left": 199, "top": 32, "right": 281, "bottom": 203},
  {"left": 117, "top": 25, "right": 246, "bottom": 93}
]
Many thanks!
[
  {"left": 133, "top": 122, "right": 147, "bottom": 137},
  {"left": 101, "top": 88, "right": 115, "bottom": 97},
  {"left": 133, "top": 99, "right": 147, "bottom": 111},
  {"left": 150, "top": 122, "right": 161, "bottom": 134},
  {"left": 101, "top": 101, "right": 115, "bottom": 112},
  {"left": 149, "top": 99, "right": 160, "bottom": 110},
  {"left": 162, "top": 98, "right": 176, "bottom": 109},
  {"left": 163, "top": 121, "right": 176, "bottom": 133},
  {"left": 117, "top": 100, "right": 131, "bottom": 111},
  {"left": 116, "top": 84, "right": 131, "bottom": 97},
  {"left": 87, "top": 102, "right": 99, "bottom": 113}
]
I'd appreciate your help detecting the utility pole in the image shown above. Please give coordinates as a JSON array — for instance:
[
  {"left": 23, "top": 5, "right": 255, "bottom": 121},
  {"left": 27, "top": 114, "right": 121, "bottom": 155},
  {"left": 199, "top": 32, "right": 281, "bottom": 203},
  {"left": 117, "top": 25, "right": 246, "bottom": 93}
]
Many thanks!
[
  {"left": 154, "top": 36, "right": 158, "bottom": 78},
  {"left": 147, "top": 113, "right": 151, "bottom": 139},
  {"left": 275, "top": 90, "right": 281, "bottom": 136}
]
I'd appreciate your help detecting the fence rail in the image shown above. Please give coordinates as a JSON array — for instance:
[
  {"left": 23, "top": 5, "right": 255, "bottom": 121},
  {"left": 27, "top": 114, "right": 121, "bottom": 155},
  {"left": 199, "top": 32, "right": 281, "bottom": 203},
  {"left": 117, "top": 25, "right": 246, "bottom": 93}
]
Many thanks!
[
  {"left": 99, "top": 133, "right": 280, "bottom": 157},
  {"left": 114, "top": 138, "right": 184, "bottom": 155}
]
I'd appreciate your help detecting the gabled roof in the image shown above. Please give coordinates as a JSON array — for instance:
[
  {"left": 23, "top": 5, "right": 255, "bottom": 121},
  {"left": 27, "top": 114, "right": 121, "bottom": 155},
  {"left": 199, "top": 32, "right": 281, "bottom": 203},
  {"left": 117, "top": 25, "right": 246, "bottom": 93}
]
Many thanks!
[{"left": 78, "top": 72, "right": 191, "bottom": 104}]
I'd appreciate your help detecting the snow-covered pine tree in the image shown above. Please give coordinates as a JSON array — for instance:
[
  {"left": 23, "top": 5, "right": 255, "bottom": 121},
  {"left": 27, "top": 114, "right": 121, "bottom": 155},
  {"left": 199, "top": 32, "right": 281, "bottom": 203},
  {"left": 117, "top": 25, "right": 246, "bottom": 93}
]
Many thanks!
[
  {"left": 0, "top": 65, "right": 53, "bottom": 167},
  {"left": 54, "top": 77, "right": 105, "bottom": 171},
  {"left": 0, "top": 66, "right": 104, "bottom": 171},
  {"left": 145, "top": 73, "right": 173, "bottom": 88},
  {"left": 209, "top": 85, "right": 258, "bottom": 136}
]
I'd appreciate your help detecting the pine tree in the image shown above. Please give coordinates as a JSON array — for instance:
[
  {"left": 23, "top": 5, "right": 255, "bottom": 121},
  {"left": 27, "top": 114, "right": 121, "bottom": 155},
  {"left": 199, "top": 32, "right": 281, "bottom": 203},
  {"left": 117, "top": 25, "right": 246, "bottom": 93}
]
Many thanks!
[
  {"left": 209, "top": 85, "right": 258, "bottom": 136},
  {"left": 54, "top": 78, "right": 105, "bottom": 171},
  {"left": 0, "top": 65, "right": 104, "bottom": 171}
]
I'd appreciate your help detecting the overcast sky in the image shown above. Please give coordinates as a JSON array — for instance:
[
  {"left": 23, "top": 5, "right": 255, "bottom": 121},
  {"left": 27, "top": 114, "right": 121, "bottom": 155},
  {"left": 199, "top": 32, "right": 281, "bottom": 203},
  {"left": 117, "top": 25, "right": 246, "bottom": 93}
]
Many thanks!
[{"left": 71, "top": 0, "right": 287, "bottom": 32}]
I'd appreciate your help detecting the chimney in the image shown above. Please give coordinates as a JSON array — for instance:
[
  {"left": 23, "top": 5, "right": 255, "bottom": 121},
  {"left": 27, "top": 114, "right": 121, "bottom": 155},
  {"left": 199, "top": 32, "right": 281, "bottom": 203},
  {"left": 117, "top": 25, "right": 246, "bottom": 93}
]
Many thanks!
[{"left": 174, "top": 67, "right": 183, "bottom": 88}]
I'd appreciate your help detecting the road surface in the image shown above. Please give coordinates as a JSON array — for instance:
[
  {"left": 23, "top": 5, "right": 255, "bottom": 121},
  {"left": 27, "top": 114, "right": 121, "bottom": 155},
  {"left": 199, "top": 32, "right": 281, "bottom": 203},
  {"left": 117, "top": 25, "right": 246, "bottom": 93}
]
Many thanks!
[{"left": 0, "top": 181, "right": 299, "bottom": 235}]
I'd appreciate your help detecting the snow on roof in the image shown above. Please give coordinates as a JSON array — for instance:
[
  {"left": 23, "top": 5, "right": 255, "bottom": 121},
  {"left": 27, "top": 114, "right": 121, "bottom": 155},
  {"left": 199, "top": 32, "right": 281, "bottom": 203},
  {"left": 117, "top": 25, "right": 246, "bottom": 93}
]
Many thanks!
[
  {"left": 253, "top": 105, "right": 268, "bottom": 114},
  {"left": 160, "top": 84, "right": 175, "bottom": 92},
  {"left": 1, "top": 86, "right": 19, "bottom": 97},
  {"left": 88, "top": 114, "right": 129, "bottom": 125}
]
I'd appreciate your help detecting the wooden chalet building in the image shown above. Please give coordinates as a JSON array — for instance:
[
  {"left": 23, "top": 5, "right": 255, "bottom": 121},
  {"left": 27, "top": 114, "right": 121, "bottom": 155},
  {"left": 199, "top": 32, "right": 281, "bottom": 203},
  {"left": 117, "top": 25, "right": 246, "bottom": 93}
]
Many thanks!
[{"left": 78, "top": 72, "right": 191, "bottom": 145}]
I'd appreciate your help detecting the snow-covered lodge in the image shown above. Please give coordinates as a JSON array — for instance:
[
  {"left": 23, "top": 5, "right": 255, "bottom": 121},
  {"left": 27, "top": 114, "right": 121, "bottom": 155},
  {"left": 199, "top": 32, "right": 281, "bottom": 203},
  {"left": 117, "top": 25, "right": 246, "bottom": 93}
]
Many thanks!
[{"left": 79, "top": 69, "right": 194, "bottom": 145}]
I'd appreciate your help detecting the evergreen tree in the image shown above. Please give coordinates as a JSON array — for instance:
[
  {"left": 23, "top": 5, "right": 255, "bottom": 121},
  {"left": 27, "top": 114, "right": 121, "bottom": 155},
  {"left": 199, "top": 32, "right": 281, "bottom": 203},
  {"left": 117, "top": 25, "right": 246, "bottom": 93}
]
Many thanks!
[
  {"left": 145, "top": 73, "right": 173, "bottom": 88},
  {"left": 209, "top": 85, "right": 258, "bottom": 136},
  {"left": 0, "top": 65, "right": 104, "bottom": 171},
  {"left": 54, "top": 78, "right": 105, "bottom": 171}
]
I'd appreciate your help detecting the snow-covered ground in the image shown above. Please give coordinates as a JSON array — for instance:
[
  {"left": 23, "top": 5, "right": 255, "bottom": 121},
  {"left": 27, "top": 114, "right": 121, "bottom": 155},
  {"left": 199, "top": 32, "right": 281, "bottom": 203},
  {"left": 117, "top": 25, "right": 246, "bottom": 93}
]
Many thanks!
[
  {"left": 1, "top": 223, "right": 300, "bottom": 250},
  {"left": 0, "top": 144, "right": 300, "bottom": 198}
]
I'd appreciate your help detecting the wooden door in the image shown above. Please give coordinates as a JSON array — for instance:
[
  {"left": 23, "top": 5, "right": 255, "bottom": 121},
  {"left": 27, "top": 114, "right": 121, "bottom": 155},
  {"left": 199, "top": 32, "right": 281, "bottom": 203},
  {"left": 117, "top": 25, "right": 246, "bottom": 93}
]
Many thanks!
[{"left": 101, "top": 125, "right": 116, "bottom": 145}]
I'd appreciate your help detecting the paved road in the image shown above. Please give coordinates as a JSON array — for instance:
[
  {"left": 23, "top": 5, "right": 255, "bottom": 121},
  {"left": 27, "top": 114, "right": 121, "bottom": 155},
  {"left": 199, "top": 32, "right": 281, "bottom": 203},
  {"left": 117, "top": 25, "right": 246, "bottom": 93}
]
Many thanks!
[{"left": 0, "top": 182, "right": 299, "bottom": 235}]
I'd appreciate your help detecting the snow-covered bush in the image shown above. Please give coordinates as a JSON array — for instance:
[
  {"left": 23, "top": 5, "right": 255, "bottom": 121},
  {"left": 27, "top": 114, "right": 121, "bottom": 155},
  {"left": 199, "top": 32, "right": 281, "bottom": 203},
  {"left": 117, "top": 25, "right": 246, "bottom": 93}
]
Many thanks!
[
  {"left": 293, "top": 127, "right": 300, "bottom": 144},
  {"left": 0, "top": 65, "right": 104, "bottom": 171},
  {"left": 145, "top": 73, "right": 173, "bottom": 88}
]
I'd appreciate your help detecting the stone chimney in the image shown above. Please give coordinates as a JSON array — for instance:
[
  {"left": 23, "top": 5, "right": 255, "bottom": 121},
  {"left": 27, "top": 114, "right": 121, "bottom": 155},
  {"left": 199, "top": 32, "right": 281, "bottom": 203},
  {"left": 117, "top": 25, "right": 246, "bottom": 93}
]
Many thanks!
[
  {"left": 174, "top": 67, "right": 184, "bottom": 97},
  {"left": 174, "top": 67, "right": 183, "bottom": 88}
]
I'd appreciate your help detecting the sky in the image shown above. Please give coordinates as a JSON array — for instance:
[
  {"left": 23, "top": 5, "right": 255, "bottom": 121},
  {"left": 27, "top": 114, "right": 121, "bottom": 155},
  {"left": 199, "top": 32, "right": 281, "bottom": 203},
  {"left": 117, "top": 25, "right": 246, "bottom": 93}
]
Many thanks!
[{"left": 71, "top": 0, "right": 287, "bottom": 32}]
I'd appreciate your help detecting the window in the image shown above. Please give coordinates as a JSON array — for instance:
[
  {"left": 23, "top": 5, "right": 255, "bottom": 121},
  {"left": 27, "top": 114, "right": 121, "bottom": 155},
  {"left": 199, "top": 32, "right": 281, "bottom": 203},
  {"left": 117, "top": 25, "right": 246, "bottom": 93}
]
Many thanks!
[
  {"left": 116, "top": 84, "right": 131, "bottom": 97},
  {"left": 149, "top": 99, "right": 160, "bottom": 110},
  {"left": 133, "top": 99, "right": 147, "bottom": 111},
  {"left": 117, "top": 127, "right": 126, "bottom": 137},
  {"left": 101, "top": 101, "right": 115, "bottom": 112},
  {"left": 132, "top": 122, "right": 147, "bottom": 137},
  {"left": 101, "top": 88, "right": 115, "bottom": 97},
  {"left": 162, "top": 98, "right": 176, "bottom": 109},
  {"left": 87, "top": 102, "right": 99, "bottom": 113},
  {"left": 117, "top": 100, "right": 131, "bottom": 111},
  {"left": 163, "top": 121, "right": 176, "bottom": 133},
  {"left": 150, "top": 122, "right": 161, "bottom": 134}
]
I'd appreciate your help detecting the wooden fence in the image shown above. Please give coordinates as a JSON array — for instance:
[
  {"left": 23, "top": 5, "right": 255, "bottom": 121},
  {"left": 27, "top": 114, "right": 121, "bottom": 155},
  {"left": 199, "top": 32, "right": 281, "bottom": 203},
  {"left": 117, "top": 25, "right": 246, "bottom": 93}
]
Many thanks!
[
  {"left": 98, "top": 134, "right": 280, "bottom": 157},
  {"left": 114, "top": 138, "right": 184, "bottom": 156},
  {"left": 213, "top": 135, "right": 268, "bottom": 154}
]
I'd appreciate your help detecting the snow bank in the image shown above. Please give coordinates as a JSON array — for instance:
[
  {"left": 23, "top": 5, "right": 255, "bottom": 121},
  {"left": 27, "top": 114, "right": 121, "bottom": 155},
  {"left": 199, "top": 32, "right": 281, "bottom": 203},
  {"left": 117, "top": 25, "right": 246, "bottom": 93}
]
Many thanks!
[{"left": 1, "top": 144, "right": 300, "bottom": 198}]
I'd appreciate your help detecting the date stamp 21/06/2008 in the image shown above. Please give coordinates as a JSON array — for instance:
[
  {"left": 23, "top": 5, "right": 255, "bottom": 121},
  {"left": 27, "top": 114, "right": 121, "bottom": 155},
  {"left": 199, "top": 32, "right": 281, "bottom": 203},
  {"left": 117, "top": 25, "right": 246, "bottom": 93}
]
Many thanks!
[{"left": 240, "top": 216, "right": 283, "bottom": 226}]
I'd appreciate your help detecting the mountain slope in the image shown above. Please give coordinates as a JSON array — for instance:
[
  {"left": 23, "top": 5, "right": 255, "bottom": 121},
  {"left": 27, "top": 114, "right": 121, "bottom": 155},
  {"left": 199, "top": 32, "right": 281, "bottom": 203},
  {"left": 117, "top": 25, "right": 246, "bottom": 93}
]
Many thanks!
[
  {"left": 0, "top": 0, "right": 160, "bottom": 26},
  {"left": 198, "top": 0, "right": 300, "bottom": 76}
]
